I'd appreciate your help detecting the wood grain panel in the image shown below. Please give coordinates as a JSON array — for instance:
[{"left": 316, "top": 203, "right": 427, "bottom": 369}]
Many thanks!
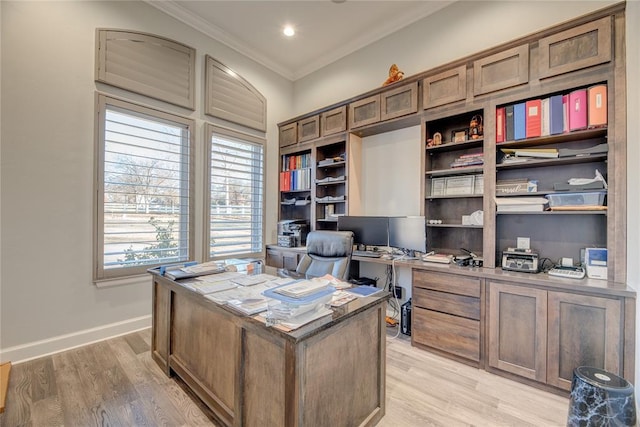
[
  {"left": 243, "top": 331, "right": 285, "bottom": 427},
  {"left": 538, "top": 16, "right": 612, "bottom": 79},
  {"left": 298, "top": 115, "right": 320, "bottom": 142},
  {"left": 321, "top": 106, "right": 347, "bottom": 136},
  {"left": 380, "top": 82, "right": 418, "bottom": 121},
  {"left": 413, "top": 308, "right": 480, "bottom": 361},
  {"left": 413, "top": 288, "right": 480, "bottom": 320},
  {"left": 301, "top": 307, "right": 383, "bottom": 426},
  {"left": 171, "top": 293, "right": 238, "bottom": 416},
  {"left": 279, "top": 123, "right": 297, "bottom": 148},
  {"left": 152, "top": 281, "right": 170, "bottom": 372},
  {"left": 413, "top": 270, "right": 481, "bottom": 298},
  {"left": 422, "top": 65, "right": 467, "bottom": 109},
  {"left": 488, "top": 282, "right": 547, "bottom": 382},
  {"left": 473, "top": 44, "right": 529, "bottom": 95},
  {"left": 349, "top": 94, "right": 381, "bottom": 129},
  {"left": 547, "top": 291, "right": 622, "bottom": 390}
]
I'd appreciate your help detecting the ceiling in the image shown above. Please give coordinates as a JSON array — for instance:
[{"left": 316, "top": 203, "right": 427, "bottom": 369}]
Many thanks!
[{"left": 147, "top": 1, "right": 453, "bottom": 81}]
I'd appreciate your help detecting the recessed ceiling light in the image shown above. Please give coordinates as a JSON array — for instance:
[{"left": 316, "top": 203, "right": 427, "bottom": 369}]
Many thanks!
[{"left": 283, "top": 25, "right": 295, "bottom": 37}]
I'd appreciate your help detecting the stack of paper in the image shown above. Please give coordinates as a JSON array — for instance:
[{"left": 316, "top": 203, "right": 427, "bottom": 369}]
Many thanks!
[
  {"left": 273, "top": 278, "right": 331, "bottom": 299},
  {"left": 495, "top": 197, "right": 549, "bottom": 212}
]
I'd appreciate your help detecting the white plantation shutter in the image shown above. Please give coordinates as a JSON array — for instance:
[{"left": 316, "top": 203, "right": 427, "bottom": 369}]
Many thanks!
[
  {"left": 96, "top": 29, "right": 196, "bottom": 109},
  {"left": 207, "top": 124, "right": 264, "bottom": 258},
  {"left": 205, "top": 56, "right": 267, "bottom": 131},
  {"left": 96, "top": 95, "right": 194, "bottom": 280}
]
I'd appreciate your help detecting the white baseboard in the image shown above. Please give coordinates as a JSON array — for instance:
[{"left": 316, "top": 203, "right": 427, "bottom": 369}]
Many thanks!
[{"left": 0, "top": 315, "right": 152, "bottom": 364}]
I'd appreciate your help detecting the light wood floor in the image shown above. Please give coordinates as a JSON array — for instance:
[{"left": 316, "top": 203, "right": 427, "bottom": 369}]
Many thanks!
[{"left": 0, "top": 327, "right": 569, "bottom": 426}]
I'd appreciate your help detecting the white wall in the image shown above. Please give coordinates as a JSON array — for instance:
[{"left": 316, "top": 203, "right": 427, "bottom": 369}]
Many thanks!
[
  {"left": 0, "top": 1, "right": 292, "bottom": 361},
  {"left": 361, "top": 126, "right": 422, "bottom": 216},
  {"left": 626, "top": 0, "right": 640, "bottom": 391}
]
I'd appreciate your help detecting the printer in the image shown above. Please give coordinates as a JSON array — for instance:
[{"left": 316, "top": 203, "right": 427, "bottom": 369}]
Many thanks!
[{"left": 277, "top": 220, "right": 309, "bottom": 247}]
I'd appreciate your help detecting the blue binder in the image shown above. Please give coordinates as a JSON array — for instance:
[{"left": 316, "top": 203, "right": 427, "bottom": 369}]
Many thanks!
[
  {"left": 549, "top": 95, "right": 564, "bottom": 135},
  {"left": 514, "top": 103, "right": 526, "bottom": 140}
]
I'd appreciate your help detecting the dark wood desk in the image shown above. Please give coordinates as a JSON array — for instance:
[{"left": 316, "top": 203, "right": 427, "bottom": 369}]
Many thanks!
[{"left": 149, "top": 268, "right": 387, "bottom": 427}]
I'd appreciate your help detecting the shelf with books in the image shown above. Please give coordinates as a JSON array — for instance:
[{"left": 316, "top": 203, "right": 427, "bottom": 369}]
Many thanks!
[
  {"left": 279, "top": 147, "right": 313, "bottom": 225},
  {"left": 495, "top": 84, "right": 608, "bottom": 144},
  {"left": 494, "top": 83, "right": 610, "bottom": 268}
]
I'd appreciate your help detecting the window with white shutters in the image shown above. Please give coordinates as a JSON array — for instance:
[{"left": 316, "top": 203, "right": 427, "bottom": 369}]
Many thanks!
[
  {"left": 206, "top": 124, "right": 264, "bottom": 258},
  {"left": 95, "top": 94, "right": 194, "bottom": 280}
]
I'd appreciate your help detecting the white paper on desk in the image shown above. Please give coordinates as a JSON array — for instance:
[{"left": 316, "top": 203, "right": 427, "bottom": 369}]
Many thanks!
[
  {"left": 191, "top": 280, "right": 237, "bottom": 295},
  {"left": 279, "top": 307, "right": 333, "bottom": 330},
  {"left": 230, "top": 273, "right": 275, "bottom": 287},
  {"left": 267, "top": 277, "right": 297, "bottom": 287},
  {"left": 195, "top": 271, "right": 243, "bottom": 282},
  {"left": 205, "top": 282, "right": 272, "bottom": 304}
]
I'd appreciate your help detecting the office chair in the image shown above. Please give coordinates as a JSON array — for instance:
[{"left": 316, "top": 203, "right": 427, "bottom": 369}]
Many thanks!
[{"left": 295, "top": 230, "right": 354, "bottom": 281}]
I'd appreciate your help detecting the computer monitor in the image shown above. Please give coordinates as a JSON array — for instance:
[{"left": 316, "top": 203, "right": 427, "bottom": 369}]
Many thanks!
[
  {"left": 388, "top": 216, "right": 426, "bottom": 257},
  {"left": 337, "top": 216, "right": 389, "bottom": 248}
]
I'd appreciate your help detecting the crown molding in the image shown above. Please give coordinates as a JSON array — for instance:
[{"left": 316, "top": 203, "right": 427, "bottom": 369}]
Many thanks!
[
  {"left": 145, "top": 0, "right": 453, "bottom": 82},
  {"left": 292, "top": 1, "right": 453, "bottom": 80},
  {"left": 145, "top": 0, "right": 296, "bottom": 80}
]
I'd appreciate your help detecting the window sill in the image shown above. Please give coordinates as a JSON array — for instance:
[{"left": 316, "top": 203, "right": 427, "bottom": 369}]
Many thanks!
[{"left": 94, "top": 274, "right": 149, "bottom": 288}]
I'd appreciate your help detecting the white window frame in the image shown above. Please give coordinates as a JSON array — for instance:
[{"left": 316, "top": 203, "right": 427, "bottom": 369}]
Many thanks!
[
  {"left": 205, "top": 123, "right": 265, "bottom": 260},
  {"left": 94, "top": 94, "right": 195, "bottom": 281}
]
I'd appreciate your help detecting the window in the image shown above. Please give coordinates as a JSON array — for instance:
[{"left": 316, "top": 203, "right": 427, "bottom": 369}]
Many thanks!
[
  {"left": 95, "top": 95, "right": 194, "bottom": 280},
  {"left": 206, "top": 124, "right": 264, "bottom": 259}
]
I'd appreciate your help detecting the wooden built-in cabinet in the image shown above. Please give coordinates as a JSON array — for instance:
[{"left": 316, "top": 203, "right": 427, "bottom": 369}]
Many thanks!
[
  {"left": 297, "top": 115, "right": 320, "bottom": 143},
  {"left": 275, "top": 3, "right": 632, "bottom": 395},
  {"left": 538, "top": 16, "right": 612, "bottom": 79},
  {"left": 279, "top": 122, "right": 297, "bottom": 148},
  {"left": 473, "top": 44, "right": 529, "bottom": 95},
  {"left": 349, "top": 94, "right": 380, "bottom": 129},
  {"left": 321, "top": 105, "right": 347, "bottom": 136},
  {"left": 348, "top": 81, "right": 418, "bottom": 129},
  {"left": 380, "top": 81, "right": 418, "bottom": 121},
  {"left": 488, "top": 280, "right": 626, "bottom": 391},
  {"left": 266, "top": 246, "right": 304, "bottom": 270},
  {"left": 424, "top": 110, "right": 485, "bottom": 258},
  {"left": 487, "top": 281, "right": 548, "bottom": 382},
  {"left": 412, "top": 270, "right": 482, "bottom": 365}
]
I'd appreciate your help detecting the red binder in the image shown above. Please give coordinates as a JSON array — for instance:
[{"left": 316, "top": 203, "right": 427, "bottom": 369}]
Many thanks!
[
  {"left": 569, "top": 89, "right": 587, "bottom": 131},
  {"left": 525, "top": 99, "right": 542, "bottom": 138},
  {"left": 496, "top": 107, "right": 506, "bottom": 143},
  {"left": 588, "top": 84, "right": 607, "bottom": 128}
]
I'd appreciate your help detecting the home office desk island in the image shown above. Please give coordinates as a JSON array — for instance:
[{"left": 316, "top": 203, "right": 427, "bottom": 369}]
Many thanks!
[{"left": 149, "top": 267, "right": 387, "bottom": 427}]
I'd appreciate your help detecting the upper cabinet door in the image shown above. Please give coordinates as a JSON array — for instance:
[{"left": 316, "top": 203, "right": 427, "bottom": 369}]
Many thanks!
[
  {"left": 349, "top": 94, "right": 381, "bottom": 129},
  {"left": 380, "top": 82, "right": 418, "bottom": 121},
  {"left": 473, "top": 44, "right": 529, "bottom": 96},
  {"left": 423, "top": 65, "right": 467, "bottom": 109},
  {"left": 298, "top": 115, "right": 320, "bottom": 143},
  {"left": 538, "top": 16, "right": 612, "bottom": 79},
  {"left": 279, "top": 123, "right": 297, "bottom": 148},
  {"left": 321, "top": 106, "right": 347, "bottom": 137}
]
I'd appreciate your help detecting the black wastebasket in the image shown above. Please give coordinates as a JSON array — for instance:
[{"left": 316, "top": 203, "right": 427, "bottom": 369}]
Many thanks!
[{"left": 567, "top": 366, "right": 636, "bottom": 426}]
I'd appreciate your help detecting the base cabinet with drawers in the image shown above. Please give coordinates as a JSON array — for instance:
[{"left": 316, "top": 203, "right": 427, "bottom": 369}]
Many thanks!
[
  {"left": 487, "top": 280, "right": 625, "bottom": 392},
  {"left": 412, "top": 270, "right": 483, "bottom": 365},
  {"left": 265, "top": 246, "right": 305, "bottom": 271},
  {"left": 409, "top": 265, "right": 633, "bottom": 394}
]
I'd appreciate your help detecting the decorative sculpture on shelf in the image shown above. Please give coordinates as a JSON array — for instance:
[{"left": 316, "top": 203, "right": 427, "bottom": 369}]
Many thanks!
[
  {"left": 469, "top": 115, "right": 484, "bottom": 139},
  {"left": 382, "top": 64, "right": 404, "bottom": 86}
]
